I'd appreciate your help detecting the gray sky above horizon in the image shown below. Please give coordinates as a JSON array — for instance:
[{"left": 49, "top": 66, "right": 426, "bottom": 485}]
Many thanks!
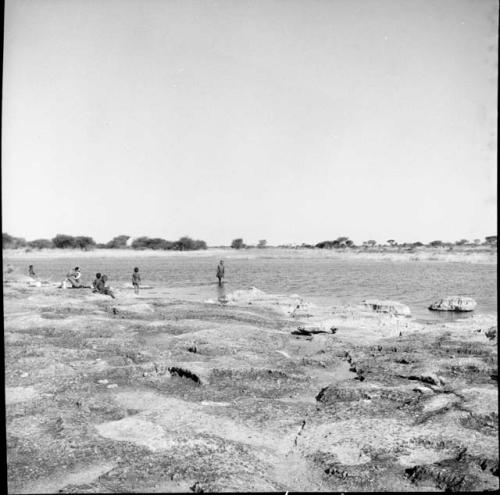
[{"left": 2, "top": 0, "right": 498, "bottom": 245}]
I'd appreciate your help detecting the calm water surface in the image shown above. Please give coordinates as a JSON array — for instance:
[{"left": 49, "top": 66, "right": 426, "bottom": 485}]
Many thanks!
[{"left": 8, "top": 255, "right": 497, "bottom": 322}]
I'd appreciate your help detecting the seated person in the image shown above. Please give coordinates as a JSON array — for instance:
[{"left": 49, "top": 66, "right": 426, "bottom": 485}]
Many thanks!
[
  {"left": 61, "top": 267, "right": 90, "bottom": 288},
  {"left": 95, "top": 274, "right": 115, "bottom": 299},
  {"left": 92, "top": 273, "right": 102, "bottom": 291},
  {"left": 66, "top": 266, "right": 82, "bottom": 287}
]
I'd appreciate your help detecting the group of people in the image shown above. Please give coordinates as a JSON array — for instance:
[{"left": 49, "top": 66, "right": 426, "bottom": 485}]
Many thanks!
[{"left": 28, "top": 261, "right": 226, "bottom": 298}]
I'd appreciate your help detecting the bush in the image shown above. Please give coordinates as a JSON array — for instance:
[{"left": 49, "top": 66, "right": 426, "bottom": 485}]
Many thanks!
[
  {"left": 429, "top": 240, "right": 443, "bottom": 247},
  {"left": 28, "top": 239, "right": 54, "bottom": 249},
  {"left": 485, "top": 235, "right": 497, "bottom": 245},
  {"left": 3, "top": 233, "right": 27, "bottom": 249},
  {"left": 131, "top": 237, "right": 173, "bottom": 250},
  {"left": 316, "top": 237, "right": 354, "bottom": 249},
  {"left": 258, "top": 239, "right": 267, "bottom": 248},
  {"left": 74, "top": 236, "right": 96, "bottom": 250},
  {"left": 173, "top": 236, "right": 207, "bottom": 251},
  {"left": 52, "top": 234, "right": 96, "bottom": 249},
  {"left": 231, "top": 238, "right": 245, "bottom": 249},
  {"left": 106, "top": 235, "right": 130, "bottom": 249},
  {"left": 52, "top": 234, "right": 76, "bottom": 248},
  {"left": 130, "top": 235, "right": 207, "bottom": 250},
  {"left": 191, "top": 239, "right": 208, "bottom": 250}
]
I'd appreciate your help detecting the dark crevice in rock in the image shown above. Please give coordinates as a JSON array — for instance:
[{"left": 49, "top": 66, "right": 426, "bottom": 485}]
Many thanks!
[
  {"left": 293, "top": 419, "right": 307, "bottom": 447},
  {"left": 168, "top": 367, "right": 201, "bottom": 384}
]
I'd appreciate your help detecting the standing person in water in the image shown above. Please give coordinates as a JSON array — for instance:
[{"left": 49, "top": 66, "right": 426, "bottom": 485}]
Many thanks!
[
  {"left": 132, "top": 267, "right": 141, "bottom": 295},
  {"left": 216, "top": 260, "right": 225, "bottom": 287},
  {"left": 28, "top": 265, "right": 36, "bottom": 278}
]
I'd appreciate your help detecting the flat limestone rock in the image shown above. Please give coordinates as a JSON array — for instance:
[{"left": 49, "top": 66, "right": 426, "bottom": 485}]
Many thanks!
[
  {"left": 429, "top": 296, "right": 477, "bottom": 312},
  {"left": 362, "top": 299, "right": 411, "bottom": 316},
  {"left": 5, "top": 386, "right": 38, "bottom": 405}
]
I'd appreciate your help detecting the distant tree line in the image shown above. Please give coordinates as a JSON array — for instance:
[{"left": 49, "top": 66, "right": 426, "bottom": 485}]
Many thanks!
[
  {"left": 2, "top": 232, "right": 497, "bottom": 250},
  {"left": 313, "top": 236, "right": 497, "bottom": 249},
  {"left": 2, "top": 233, "right": 207, "bottom": 251}
]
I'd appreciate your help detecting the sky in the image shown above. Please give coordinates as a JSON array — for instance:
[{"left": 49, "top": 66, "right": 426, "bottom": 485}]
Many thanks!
[{"left": 2, "top": 0, "right": 498, "bottom": 246}]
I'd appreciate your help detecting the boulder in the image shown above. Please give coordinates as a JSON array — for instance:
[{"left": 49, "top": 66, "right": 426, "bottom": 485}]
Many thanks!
[
  {"left": 362, "top": 299, "right": 411, "bottom": 317},
  {"left": 428, "top": 297, "right": 477, "bottom": 312}
]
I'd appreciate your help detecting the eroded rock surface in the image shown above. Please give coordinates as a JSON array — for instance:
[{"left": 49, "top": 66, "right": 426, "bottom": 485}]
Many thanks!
[
  {"left": 429, "top": 297, "right": 477, "bottom": 312},
  {"left": 362, "top": 299, "right": 412, "bottom": 316},
  {"left": 4, "top": 269, "right": 498, "bottom": 492}
]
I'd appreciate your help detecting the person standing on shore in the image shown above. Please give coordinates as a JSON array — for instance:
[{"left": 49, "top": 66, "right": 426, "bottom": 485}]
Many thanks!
[
  {"left": 132, "top": 267, "right": 141, "bottom": 295},
  {"left": 216, "top": 260, "right": 225, "bottom": 287},
  {"left": 28, "top": 265, "right": 36, "bottom": 278}
]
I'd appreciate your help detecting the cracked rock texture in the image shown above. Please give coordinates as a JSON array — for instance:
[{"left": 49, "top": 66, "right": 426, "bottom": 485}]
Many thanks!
[{"left": 4, "top": 268, "right": 498, "bottom": 492}]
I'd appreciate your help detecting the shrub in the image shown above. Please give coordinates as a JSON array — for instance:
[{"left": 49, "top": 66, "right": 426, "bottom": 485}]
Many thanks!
[
  {"left": 74, "top": 236, "right": 96, "bottom": 250},
  {"left": 28, "top": 239, "right": 54, "bottom": 249},
  {"left": 52, "top": 234, "right": 76, "bottom": 248},
  {"left": 106, "top": 235, "right": 130, "bottom": 249},
  {"left": 231, "top": 238, "right": 245, "bottom": 249},
  {"left": 316, "top": 237, "right": 353, "bottom": 249},
  {"left": 485, "top": 235, "right": 497, "bottom": 245},
  {"left": 175, "top": 236, "right": 206, "bottom": 250},
  {"left": 131, "top": 237, "right": 172, "bottom": 250},
  {"left": 52, "top": 234, "right": 96, "bottom": 249},
  {"left": 3, "top": 233, "right": 27, "bottom": 249},
  {"left": 429, "top": 240, "right": 443, "bottom": 247},
  {"left": 192, "top": 239, "right": 207, "bottom": 250},
  {"left": 258, "top": 239, "right": 267, "bottom": 248}
]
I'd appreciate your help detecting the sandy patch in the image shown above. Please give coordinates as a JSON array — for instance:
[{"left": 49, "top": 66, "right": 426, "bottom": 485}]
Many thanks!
[
  {"left": 98, "top": 392, "right": 284, "bottom": 453},
  {"left": 5, "top": 386, "right": 38, "bottom": 405},
  {"left": 10, "top": 462, "right": 116, "bottom": 494}
]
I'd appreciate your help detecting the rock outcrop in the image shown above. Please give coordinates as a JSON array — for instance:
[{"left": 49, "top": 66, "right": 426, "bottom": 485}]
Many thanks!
[
  {"left": 362, "top": 299, "right": 411, "bottom": 316},
  {"left": 429, "top": 297, "right": 477, "bottom": 312}
]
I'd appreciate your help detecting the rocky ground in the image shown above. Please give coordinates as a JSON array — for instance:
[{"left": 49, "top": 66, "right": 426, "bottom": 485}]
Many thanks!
[{"left": 4, "top": 269, "right": 498, "bottom": 493}]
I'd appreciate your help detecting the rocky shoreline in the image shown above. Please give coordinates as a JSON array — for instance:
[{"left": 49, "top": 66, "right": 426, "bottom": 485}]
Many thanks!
[{"left": 4, "top": 269, "right": 498, "bottom": 492}]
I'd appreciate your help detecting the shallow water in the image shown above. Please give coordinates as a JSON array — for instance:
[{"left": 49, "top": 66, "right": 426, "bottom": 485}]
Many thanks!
[{"left": 7, "top": 255, "right": 497, "bottom": 322}]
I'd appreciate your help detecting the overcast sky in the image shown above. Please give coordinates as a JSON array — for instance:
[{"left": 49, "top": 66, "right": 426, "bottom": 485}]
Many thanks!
[{"left": 2, "top": 0, "right": 498, "bottom": 245}]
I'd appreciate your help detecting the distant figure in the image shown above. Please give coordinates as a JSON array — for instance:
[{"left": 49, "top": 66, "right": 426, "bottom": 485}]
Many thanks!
[
  {"left": 132, "top": 267, "right": 141, "bottom": 295},
  {"left": 92, "top": 273, "right": 102, "bottom": 291},
  {"left": 28, "top": 265, "right": 36, "bottom": 278},
  {"left": 216, "top": 260, "right": 225, "bottom": 287},
  {"left": 95, "top": 274, "right": 115, "bottom": 298}
]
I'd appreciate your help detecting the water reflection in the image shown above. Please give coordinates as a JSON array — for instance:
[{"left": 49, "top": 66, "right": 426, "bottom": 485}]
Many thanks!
[{"left": 216, "top": 282, "right": 227, "bottom": 302}]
